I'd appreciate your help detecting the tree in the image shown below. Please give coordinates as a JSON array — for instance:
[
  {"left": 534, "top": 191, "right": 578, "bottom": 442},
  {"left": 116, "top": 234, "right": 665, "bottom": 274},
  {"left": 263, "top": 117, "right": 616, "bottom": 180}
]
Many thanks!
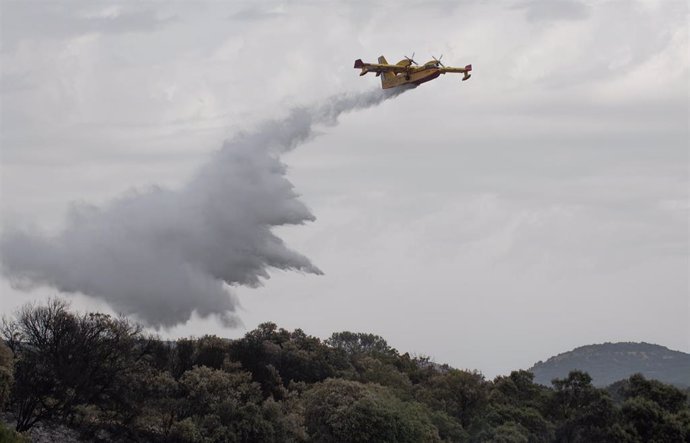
[
  {"left": 133, "top": 370, "right": 182, "bottom": 439},
  {"left": 618, "top": 373, "right": 687, "bottom": 414},
  {"left": 615, "top": 373, "right": 690, "bottom": 442},
  {"left": 486, "top": 371, "right": 554, "bottom": 441},
  {"left": 167, "top": 366, "right": 302, "bottom": 442},
  {"left": 171, "top": 338, "right": 197, "bottom": 379},
  {"left": 229, "top": 323, "right": 350, "bottom": 398},
  {"left": 415, "top": 369, "right": 489, "bottom": 430},
  {"left": 2, "top": 299, "right": 151, "bottom": 431},
  {"left": 304, "top": 378, "right": 441, "bottom": 443},
  {"left": 326, "top": 332, "right": 396, "bottom": 358},
  {"left": 548, "top": 371, "right": 622, "bottom": 442},
  {"left": 167, "top": 335, "right": 234, "bottom": 379},
  {"left": 0, "top": 422, "right": 27, "bottom": 443},
  {"left": 194, "top": 335, "right": 231, "bottom": 370},
  {"left": 492, "top": 371, "right": 549, "bottom": 410},
  {"left": 621, "top": 396, "right": 686, "bottom": 442},
  {"left": 488, "top": 421, "right": 530, "bottom": 443},
  {"left": 0, "top": 339, "right": 13, "bottom": 409},
  {"left": 350, "top": 355, "right": 413, "bottom": 399}
]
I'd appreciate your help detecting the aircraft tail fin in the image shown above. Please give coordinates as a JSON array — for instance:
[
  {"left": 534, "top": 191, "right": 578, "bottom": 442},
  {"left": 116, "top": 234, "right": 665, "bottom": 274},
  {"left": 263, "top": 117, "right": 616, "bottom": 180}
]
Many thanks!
[
  {"left": 378, "top": 55, "right": 388, "bottom": 64},
  {"left": 354, "top": 58, "right": 374, "bottom": 76},
  {"left": 462, "top": 64, "right": 472, "bottom": 81}
]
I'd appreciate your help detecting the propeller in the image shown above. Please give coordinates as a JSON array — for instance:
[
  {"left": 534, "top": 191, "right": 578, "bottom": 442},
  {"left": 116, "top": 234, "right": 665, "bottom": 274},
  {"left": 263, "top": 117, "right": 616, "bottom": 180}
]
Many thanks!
[
  {"left": 432, "top": 55, "right": 445, "bottom": 67},
  {"left": 405, "top": 52, "right": 418, "bottom": 65}
]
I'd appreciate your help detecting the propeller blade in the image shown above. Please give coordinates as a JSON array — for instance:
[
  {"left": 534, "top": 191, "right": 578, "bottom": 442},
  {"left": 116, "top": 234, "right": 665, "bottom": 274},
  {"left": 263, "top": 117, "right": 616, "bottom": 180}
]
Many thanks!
[{"left": 432, "top": 55, "right": 445, "bottom": 67}]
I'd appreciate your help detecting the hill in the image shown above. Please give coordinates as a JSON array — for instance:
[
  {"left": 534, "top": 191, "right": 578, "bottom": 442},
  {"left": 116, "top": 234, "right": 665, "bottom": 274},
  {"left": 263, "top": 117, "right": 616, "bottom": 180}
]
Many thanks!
[{"left": 529, "top": 342, "right": 690, "bottom": 388}]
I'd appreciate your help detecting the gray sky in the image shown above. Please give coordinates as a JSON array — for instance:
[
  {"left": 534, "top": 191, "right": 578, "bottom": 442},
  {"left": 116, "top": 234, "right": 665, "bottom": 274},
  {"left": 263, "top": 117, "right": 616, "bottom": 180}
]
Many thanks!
[{"left": 1, "top": 0, "right": 688, "bottom": 378}]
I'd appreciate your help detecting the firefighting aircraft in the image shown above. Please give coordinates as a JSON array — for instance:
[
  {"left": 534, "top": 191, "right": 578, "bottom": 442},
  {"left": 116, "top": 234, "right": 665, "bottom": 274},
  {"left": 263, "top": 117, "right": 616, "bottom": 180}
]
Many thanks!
[{"left": 354, "top": 53, "right": 472, "bottom": 89}]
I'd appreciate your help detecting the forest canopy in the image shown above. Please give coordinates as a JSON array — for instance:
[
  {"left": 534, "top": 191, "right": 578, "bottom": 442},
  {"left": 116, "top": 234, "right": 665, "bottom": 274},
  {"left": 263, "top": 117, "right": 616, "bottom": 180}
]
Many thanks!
[{"left": 1, "top": 300, "right": 689, "bottom": 442}]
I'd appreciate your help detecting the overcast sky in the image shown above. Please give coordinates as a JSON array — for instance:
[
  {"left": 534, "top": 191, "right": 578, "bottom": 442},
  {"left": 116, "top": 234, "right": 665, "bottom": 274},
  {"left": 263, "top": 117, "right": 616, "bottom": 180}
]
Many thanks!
[{"left": 1, "top": 0, "right": 687, "bottom": 378}]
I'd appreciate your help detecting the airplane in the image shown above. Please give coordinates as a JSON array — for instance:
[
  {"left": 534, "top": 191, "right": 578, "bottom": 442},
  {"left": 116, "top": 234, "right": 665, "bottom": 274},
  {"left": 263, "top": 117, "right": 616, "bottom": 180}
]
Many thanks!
[{"left": 354, "top": 53, "right": 472, "bottom": 89}]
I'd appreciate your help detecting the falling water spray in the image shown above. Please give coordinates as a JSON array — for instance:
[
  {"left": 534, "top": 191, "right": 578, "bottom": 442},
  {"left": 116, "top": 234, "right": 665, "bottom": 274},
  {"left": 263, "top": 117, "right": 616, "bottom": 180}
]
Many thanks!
[{"left": 0, "top": 87, "right": 413, "bottom": 327}]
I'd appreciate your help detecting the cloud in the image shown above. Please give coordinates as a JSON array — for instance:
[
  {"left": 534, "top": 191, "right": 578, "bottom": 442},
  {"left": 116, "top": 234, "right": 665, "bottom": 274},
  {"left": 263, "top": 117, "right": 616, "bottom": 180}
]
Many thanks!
[
  {"left": 0, "top": 72, "right": 35, "bottom": 93},
  {"left": 1, "top": 3, "right": 175, "bottom": 50},
  {"left": 229, "top": 6, "right": 286, "bottom": 21},
  {"left": 514, "top": 0, "right": 589, "bottom": 23}
]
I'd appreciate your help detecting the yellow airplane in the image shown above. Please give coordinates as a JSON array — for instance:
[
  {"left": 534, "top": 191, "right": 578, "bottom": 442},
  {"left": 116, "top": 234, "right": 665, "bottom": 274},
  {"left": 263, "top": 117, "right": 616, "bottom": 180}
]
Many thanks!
[{"left": 354, "top": 54, "right": 472, "bottom": 89}]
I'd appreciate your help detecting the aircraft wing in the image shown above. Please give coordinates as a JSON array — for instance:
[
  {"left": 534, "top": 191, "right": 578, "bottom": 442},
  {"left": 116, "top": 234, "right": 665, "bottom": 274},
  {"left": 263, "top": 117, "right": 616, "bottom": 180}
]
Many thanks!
[
  {"left": 439, "top": 64, "right": 473, "bottom": 81},
  {"left": 354, "top": 59, "right": 412, "bottom": 76}
]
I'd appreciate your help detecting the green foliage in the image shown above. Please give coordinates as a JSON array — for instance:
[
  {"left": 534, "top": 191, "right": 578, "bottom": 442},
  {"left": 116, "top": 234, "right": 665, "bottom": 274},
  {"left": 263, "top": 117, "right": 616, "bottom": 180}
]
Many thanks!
[
  {"left": 304, "top": 378, "right": 441, "bottom": 443},
  {"left": 172, "top": 338, "right": 198, "bottom": 378},
  {"left": 0, "top": 339, "right": 13, "bottom": 409},
  {"left": 169, "top": 417, "right": 203, "bottom": 442},
  {"left": 326, "top": 331, "right": 396, "bottom": 357},
  {"left": 548, "top": 370, "right": 622, "bottom": 442},
  {"left": 618, "top": 373, "right": 688, "bottom": 413},
  {"left": 427, "top": 409, "right": 468, "bottom": 442},
  {"left": 134, "top": 370, "right": 181, "bottom": 437},
  {"left": 3, "top": 302, "right": 688, "bottom": 442},
  {"left": 0, "top": 421, "right": 28, "bottom": 443},
  {"left": 486, "top": 371, "right": 554, "bottom": 441},
  {"left": 415, "top": 369, "right": 489, "bottom": 430},
  {"left": 228, "top": 322, "right": 350, "bottom": 398},
  {"left": 492, "top": 371, "right": 549, "bottom": 409},
  {"left": 168, "top": 335, "right": 234, "bottom": 379},
  {"left": 194, "top": 335, "right": 231, "bottom": 370},
  {"left": 614, "top": 373, "right": 690, "bottom": 442},
  {"left": 350, "top": 355, "right": 413, "bottom": 398},
  {"left": 144, "top": 366, "right": 306, "bottom": 442},
  {"left": 179, "top": 366, "right": 261, "bottom": 416},
  {"left": 2, "top": 299, "right": 151, "bottom": 431},
  {"left": 489, "top": 421, "right": 530, "bottom": 443},
  {"left": 621, "top": 396, "right": 686, "bottom": 442}
]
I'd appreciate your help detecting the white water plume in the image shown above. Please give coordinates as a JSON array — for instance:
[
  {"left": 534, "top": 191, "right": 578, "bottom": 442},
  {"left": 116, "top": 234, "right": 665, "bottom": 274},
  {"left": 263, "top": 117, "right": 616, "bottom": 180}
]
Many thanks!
[{"left": 1, "top": 86, "right": 413, "bottom": 327}]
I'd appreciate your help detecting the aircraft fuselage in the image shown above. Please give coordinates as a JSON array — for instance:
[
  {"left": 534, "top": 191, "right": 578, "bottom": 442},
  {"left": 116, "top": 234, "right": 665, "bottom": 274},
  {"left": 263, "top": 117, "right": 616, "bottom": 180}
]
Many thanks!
[{"left": 381, "top": 67, "right": 442, "bottom": 89}]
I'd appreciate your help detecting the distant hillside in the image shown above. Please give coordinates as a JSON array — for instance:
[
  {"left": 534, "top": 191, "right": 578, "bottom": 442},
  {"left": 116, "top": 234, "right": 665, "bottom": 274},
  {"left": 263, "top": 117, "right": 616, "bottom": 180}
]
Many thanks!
[{"left": 529, "top": 342, "right": 690, "bottom": 388}]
